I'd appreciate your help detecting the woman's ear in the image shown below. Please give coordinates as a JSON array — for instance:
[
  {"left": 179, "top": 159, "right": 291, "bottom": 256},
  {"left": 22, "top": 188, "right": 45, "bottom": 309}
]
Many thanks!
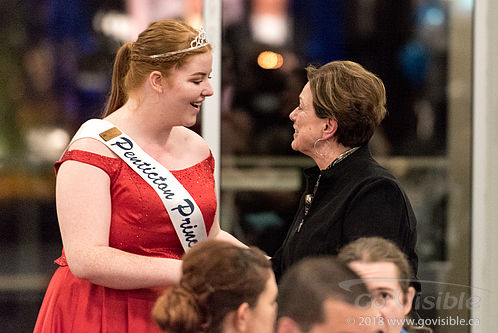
[
  {"left": 403, "top": 286, "right": 416, "bottom": 316},
  {"left": 149, "top": 70, "right": 164, "bottom": 93},
  {"left": 322, "top": 118, "right": 338, "bottom": 140},
  {"left": 234, "top": 302, "right": 250, "bottom": 332}
]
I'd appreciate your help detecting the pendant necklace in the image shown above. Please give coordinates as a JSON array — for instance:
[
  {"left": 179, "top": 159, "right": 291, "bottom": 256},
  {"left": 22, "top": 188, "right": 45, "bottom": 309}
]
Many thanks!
[{"left": 296, "top": 146, "right": 359, "bottom": 232}]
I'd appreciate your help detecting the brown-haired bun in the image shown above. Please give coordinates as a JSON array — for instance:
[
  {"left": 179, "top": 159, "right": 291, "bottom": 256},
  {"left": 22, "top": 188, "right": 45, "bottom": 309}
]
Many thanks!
[
  {"left": 152, "top": 284, "right": 207, "bottom": 333},
  {"left": 152, "top": 240, "right": 272, "bottom": 333}
]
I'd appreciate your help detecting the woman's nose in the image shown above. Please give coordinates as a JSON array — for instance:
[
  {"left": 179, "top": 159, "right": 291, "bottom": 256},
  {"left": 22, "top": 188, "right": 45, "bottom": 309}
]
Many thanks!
[
  {"left": 203, "top": 81, "right": 214, "bottom": 97},
  {"left": 289, "top": 107, "right": 297, "bottom": 121}
]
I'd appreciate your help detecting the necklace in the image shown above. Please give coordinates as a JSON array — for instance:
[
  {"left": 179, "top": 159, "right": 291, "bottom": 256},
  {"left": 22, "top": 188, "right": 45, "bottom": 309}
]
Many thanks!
[{"left": 296, "top": 146, "right": 359, "bottom": 232}]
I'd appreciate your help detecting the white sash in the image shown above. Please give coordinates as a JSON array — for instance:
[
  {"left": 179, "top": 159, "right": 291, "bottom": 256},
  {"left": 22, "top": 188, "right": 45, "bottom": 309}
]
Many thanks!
[{"left": 67, "top": 119, "right": 208, "bottom": 252}]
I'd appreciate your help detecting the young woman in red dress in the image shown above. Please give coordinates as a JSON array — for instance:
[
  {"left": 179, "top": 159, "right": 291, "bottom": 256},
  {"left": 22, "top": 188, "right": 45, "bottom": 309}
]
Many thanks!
[{"left": 34, "top": 19, "right": 245, "bottom": 333}]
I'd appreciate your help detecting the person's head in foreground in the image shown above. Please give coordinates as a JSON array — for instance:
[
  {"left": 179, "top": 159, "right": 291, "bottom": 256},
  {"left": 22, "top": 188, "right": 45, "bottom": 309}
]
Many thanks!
[
  {"left": 277, "top": 256, "right": 386, "bottom": 333},
  {"left": 289, "top": 60, "right": 386, "bottom": 168},
  {"left": 338, "top": 237, "right": 430, "bottom": 333},
  {"left": 152, "top": 240, "right": 277, "bottom": 333}
]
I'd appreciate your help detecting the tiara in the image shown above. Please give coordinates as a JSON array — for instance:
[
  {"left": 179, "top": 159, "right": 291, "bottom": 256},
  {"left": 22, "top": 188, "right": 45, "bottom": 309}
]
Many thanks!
[{"left": 149, "top": 27, "right": 209, "bottom": 59}]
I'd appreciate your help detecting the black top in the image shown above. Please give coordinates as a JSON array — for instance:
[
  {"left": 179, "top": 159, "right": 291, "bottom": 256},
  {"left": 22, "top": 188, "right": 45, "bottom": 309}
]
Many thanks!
[{"left": 272, "top": 145, "right": 419, "bottom": 283}]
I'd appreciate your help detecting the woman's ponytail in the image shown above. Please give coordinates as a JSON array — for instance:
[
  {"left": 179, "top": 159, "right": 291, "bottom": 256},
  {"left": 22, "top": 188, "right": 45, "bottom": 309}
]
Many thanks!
[{"left": 103, "top": 42, "right": 133, "bottom": 117}]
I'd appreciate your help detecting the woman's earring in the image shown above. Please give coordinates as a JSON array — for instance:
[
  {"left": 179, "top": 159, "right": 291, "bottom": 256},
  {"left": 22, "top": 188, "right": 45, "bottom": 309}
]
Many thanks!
[{"left": 313, "top": 138, "right": 327, "bottom": 158}]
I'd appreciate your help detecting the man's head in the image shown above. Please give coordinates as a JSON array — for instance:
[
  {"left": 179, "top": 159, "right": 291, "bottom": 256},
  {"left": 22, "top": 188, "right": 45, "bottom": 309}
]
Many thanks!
[
  {"left": 338, "top": 237, "right": 416, "bottom": 333},
  {"left": 277, "top": 257, "right": 385, "bottom": 333}
]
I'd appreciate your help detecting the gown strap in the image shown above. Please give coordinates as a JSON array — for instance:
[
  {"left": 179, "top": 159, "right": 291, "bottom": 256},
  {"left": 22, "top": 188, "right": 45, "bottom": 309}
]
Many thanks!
[{"left": 54, "top": 149, "right": 122, "bottom": 179}]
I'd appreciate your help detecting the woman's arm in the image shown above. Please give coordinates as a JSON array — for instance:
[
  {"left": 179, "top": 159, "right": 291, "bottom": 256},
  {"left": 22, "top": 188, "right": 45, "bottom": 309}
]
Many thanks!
[
  {"left": 342, "top": 178, "right": 414, "bottom": 249},
  {"left": 207, "top": 212, "right": 248, "bottom": 248},
  {"left": 56, "top": 159, "right": 182, "bottom": 290},
  {"left": 187, "top": 132, "right": 248, "bottom": 248}
]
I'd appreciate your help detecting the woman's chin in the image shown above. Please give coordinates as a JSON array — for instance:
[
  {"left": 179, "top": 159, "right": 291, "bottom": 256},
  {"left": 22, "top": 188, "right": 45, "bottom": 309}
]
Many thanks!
[
  {"left": 185, "top": 117, "right": 198, "bottom": 127},
  {"left": 290, "top": 141, "right": 301, "bottom": 153}
]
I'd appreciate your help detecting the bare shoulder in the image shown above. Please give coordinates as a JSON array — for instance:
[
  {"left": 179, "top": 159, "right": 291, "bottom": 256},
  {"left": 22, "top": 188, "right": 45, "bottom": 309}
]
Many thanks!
[
  {"left": 171, "top": 126, "right": 210, "bottom": 157},
  {"left": 57, "top": 137, "right": 115, "bottom": 181},
  {"left": 67, "top": 137, "right": 118, "bottom": 158}
]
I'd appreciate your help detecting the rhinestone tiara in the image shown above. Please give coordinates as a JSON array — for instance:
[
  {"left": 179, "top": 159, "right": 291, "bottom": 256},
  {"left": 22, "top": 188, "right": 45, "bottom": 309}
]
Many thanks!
[{"left": 149, "top": 27, "right": 209, "bottom": 59}]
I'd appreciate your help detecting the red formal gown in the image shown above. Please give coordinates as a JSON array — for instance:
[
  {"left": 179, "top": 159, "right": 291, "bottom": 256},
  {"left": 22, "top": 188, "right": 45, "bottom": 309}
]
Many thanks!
[{"left": 34, "top": 150, "right": 216, "bottom": 333}]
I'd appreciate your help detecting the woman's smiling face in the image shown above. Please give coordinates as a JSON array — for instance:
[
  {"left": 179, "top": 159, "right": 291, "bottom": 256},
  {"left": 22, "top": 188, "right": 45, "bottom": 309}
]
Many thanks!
[
  {"left": 162, "top": 51, "right": 213, "bottom": 127},
  {"left": 289, "top": 82, "right": 327, "bottom": 157}
]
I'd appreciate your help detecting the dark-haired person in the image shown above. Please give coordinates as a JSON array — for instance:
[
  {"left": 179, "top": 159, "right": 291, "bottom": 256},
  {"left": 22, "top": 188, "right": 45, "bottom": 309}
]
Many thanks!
[
  {"left": 34, "top": 20, "right": 244, "bottom": 332},
  {"left": 272, "top": 61, "right": 418, "bottom": 287},
  {"left": 277, "top": 256, "right": 385, "bottom": 333},
  {"left": 153, "top": 240, "right": 277, "bottom": 333}
]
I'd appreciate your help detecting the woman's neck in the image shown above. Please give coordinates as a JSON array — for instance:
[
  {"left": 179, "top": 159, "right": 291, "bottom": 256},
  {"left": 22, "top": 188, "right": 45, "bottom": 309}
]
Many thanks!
[
  {"left": 316, "top": 144, "right": 355, "bottom": 170},
  {"left": 105, "top": 100, "right": 173, "bottom": 148}
]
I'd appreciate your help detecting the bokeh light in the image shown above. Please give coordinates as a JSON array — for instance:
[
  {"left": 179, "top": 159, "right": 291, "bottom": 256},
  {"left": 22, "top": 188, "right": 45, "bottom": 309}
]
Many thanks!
[{"left": 257, "top": 51, "right": 284, "bottom": 69}]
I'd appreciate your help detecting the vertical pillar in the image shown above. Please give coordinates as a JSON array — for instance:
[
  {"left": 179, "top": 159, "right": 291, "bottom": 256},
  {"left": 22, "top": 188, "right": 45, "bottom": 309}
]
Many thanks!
[
  {"left": 443, "top": 1, "right": 472, "bottom": 332},
  {"left": 472, "top": 0, "right": 498, "bottom": 331},
  {"left": 202, "top": 0, "right": 222, "bottom": 202}
]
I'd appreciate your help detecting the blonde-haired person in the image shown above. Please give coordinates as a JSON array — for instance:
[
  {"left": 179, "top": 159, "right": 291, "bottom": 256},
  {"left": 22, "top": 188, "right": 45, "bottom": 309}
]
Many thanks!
[
  {"left": 338, "top": 237, "right": 431, "bottom": 333},
  {"left": 153, "top": 240, "right": 278, "bottom": 333},
  {"left": 34, "top": 19, "right": 245, "bottom": 332},
  {"left": 271, "top": 61, "right": 418, "bottom": 289}
]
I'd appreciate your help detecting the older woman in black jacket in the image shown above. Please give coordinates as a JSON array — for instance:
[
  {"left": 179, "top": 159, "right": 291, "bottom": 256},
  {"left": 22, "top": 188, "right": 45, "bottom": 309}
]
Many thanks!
[{"left": 272, "top": 60, "right": 419, "bottom": 284}]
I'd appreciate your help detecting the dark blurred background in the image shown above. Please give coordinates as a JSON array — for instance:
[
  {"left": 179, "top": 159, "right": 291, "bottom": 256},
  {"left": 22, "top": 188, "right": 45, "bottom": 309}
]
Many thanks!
[{"left": 0, "top": 0, "right": 472, "bottom": 331}]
